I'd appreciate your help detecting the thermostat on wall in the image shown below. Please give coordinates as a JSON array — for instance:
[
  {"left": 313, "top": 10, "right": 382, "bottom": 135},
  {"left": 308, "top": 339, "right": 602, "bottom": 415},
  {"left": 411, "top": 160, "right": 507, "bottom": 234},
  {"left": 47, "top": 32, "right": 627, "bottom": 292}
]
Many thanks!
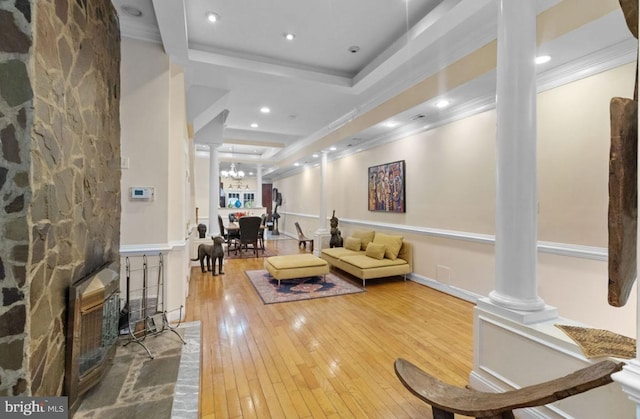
[{"left": 130, "top": 187, "right": 154, "bottom": 200}]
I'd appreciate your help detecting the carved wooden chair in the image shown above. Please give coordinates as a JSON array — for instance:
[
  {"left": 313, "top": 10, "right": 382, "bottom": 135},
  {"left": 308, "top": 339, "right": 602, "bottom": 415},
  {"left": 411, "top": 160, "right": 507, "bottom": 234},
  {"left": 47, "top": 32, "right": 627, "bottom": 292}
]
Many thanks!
[
  {"left": 394, "top": 358, "right": 623, "bottom": 419},
  {"left": 294, "top": 222, "right": 314, "bottom": 251}
]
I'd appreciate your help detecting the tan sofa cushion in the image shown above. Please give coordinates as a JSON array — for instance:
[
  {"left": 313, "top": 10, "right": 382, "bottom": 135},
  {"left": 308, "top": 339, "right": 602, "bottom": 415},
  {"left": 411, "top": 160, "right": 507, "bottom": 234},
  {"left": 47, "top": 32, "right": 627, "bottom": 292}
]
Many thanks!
[
  {"left": 344, "top": 236, "right": 362, "bottom": 252},
  {"left": 322, "top": 247, "right": 361, "bottom": 259},
  {"left": 365, "top": 242, "right": 386, "bottom": 260},
  {"left": 373, "top": 232, "right": 404, "bottom": 260},
  {"left": 352, "top": 230, "right": 375, "bottom": 251},
  {"left": 267, "top": 254, "right": 328, "bottom": 269},
  {"left": 340, "top": 254, "right": 409, "bottom": 269}
]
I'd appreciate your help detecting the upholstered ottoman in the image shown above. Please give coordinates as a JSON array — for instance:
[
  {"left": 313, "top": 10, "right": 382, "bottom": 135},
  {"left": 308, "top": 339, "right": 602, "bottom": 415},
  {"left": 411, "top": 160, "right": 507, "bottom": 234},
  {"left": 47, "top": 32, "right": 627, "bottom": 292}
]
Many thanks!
[{"left": 264, "top": 254, "right": 330, "bottom": 286}]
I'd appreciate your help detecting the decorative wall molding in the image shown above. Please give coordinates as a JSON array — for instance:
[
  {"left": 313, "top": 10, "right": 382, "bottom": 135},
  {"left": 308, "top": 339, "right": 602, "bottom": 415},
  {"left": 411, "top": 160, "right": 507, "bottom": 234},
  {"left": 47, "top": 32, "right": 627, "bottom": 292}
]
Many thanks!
[
  {"left": 471, "top": 309, "right": 634, "bottom": 418},
  {"left": 536, "top": 38, "right": 636, "bottom": 94},
  {"left": 281, "top": 211, "right": 319, "bottom": 220},
  {"left": 348, "top": 218, "right": 607, "bottom": 261},
  {"left": 271, "top": 37, "right": 636, "bottom": 182},
  {"left": 120, "top": 240, "right": 186, "bottom": 256},
  {"left": 281, "top": 212, "right": 607, "bottom": 261}
]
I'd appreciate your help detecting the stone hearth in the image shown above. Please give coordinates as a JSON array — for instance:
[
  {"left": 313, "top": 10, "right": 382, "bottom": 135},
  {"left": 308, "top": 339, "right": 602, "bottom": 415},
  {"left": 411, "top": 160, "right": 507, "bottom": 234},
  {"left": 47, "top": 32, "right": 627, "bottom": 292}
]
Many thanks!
[{"left": 75, "top": 322, "right": 200, "bottom": 419}]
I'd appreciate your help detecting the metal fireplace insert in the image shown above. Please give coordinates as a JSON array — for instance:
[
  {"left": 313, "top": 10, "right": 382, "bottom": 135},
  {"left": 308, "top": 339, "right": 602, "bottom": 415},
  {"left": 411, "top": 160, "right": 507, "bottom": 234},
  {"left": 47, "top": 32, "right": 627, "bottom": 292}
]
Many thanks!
[{"left": 64, "top": 262, "right": 119, "bottom": 413}]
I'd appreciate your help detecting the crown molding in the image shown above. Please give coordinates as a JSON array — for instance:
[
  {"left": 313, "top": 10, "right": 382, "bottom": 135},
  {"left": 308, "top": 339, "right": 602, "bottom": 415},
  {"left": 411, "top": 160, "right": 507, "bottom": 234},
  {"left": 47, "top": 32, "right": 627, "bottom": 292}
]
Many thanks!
[{"left": 119, "top": 20, "right": 162, "bottom": 44}]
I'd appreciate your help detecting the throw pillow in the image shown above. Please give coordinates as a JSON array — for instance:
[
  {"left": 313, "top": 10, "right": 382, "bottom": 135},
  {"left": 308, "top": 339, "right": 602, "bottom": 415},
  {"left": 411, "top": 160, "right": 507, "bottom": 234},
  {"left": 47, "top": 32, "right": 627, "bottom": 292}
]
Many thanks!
[
  {"left": 352, "top": 230, "right": 375, "bottom": 251},
  {"left": 344, "top": 236, "right": 362, "bottom": 252},
  {"left": 365, "top": 242, "right": 386, "bottom": 260},
  {"left": 373, "top": 232, "right": 404, "bottom": 260}
]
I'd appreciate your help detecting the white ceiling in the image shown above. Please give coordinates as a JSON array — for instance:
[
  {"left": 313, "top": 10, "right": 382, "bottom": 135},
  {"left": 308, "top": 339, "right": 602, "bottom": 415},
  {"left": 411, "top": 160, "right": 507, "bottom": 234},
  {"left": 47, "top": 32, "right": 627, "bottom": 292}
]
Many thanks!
[{"left": 110, "top": 0, "right": 636, "bottom": 179}]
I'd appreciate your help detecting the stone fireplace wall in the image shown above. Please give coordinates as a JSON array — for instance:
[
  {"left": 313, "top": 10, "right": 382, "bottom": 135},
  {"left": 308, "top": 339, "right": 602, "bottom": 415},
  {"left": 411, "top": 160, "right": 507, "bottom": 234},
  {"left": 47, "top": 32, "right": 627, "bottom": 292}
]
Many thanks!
[{"left": 0, "top": 0, "right": 121, "bottom": 397}]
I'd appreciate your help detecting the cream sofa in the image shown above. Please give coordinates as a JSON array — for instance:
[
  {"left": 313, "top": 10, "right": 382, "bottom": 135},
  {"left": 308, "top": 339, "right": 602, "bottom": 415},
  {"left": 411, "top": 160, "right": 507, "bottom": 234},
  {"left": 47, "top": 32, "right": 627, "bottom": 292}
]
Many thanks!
[{"left": 320, "top": 230, "right": 412, "bottom": 287}]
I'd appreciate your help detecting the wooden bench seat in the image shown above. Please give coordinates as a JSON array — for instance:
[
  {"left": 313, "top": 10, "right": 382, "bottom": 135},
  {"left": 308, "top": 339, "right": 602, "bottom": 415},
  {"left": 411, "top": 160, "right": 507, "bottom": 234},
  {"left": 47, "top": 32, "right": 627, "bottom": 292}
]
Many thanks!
[
  {"left": 394, "top": 358, "right": 623, "bottom": 419},
  {"left": 295, "top": 222, "right": 314, "bottom": 251}
]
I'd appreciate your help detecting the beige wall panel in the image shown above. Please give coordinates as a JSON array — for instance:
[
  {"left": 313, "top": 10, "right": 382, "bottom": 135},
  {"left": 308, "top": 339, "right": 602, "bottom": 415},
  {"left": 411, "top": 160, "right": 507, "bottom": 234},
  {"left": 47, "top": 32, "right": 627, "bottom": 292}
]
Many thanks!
[
  {"left": 168, "top": 64, "right": 189, "bottom": 241},
  {"left": 538, "top": 63, "right": 636, "bottom": 246},
  {"left": 120, "top": 39, "right": 171, "bottom": 245},
  {"left": 194, "top": 154, "right": 210, "bottom": 220},
  {"left": 538, "top": 253, "right": 636, "bottom": 337}
]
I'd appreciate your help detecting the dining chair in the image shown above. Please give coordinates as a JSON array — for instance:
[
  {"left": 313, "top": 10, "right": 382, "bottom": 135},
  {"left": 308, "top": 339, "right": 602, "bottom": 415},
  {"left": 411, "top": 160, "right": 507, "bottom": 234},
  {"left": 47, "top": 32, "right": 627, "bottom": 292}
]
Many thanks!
[
  {"left": 217, "top": 215, "right": 226, "bottom": 239},
  {"left": 219, "top": 215, "right": 240, "bottom": 255},
  {"left": 236, "top": 216, "right": 262, "bottom": 257}
]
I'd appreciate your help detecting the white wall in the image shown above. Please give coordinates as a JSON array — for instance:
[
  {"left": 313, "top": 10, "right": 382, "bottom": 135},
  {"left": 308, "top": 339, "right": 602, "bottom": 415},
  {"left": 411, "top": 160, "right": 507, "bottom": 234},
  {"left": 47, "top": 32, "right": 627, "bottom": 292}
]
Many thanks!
[
  {"left": 120, "top": 38, "right": 191, "bottom": 320},
  {"left": 275, "top": 62, "right": 638, "bottom": 338},
  {"left": 120, "top": 39, "right": 170, "bottom": 245}
]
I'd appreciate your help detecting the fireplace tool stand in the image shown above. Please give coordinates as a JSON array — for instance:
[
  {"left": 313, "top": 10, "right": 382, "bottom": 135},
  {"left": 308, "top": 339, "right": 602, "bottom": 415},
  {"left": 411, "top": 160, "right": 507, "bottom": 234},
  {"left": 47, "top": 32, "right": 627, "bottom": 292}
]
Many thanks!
[{"left": 121, "top": 254, "right": 185, "bottom": 358}]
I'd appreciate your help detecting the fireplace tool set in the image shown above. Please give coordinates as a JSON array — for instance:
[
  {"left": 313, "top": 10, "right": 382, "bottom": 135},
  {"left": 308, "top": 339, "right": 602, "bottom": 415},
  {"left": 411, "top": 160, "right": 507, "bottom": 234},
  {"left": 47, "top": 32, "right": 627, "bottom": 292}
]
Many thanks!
[{"left": 120, "top": 254, "right": 185, "bottom": 358}]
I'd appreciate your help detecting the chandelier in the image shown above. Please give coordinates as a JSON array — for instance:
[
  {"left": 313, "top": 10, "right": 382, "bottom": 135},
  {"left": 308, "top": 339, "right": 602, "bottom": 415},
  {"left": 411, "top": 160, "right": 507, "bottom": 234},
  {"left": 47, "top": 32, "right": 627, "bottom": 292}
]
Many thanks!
[{"left": 221, "top": 163, "right": 244, "bottom": 180}]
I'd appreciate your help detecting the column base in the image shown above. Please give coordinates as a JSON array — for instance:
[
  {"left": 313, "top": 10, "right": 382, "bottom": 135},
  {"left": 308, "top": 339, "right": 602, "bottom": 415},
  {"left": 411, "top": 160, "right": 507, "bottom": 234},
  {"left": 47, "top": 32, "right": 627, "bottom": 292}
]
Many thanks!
[
  {"left": 613, "top": 359, "right": 640, "bottom": 409},
  {"left": 472, "top": 305, "right": 634, "bottom": 418},
  {"left": 313, "top": 229, "right": 331, "bottom": 257},
  {"left": 479, "top": 297, "right": 558, "bottom": 324}
]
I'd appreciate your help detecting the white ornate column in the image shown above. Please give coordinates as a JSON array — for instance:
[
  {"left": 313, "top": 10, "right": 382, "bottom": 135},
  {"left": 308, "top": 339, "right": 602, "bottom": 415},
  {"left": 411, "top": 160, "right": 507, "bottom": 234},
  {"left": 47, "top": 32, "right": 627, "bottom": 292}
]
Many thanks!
[
  {"left": 612, "top": 21, "right": 640, "bottom": 415},
  {"left": 314, "top": 150, "right": 330, "bottom": 255},
  {"left": 208, "top": 145, "right": 220, "bottom": 235},
  {"left": 480, "top": 0, "right": 556, "bottom": 323},
  {"left": 256, "top": 164, "right": 263, "bottom": 210}
]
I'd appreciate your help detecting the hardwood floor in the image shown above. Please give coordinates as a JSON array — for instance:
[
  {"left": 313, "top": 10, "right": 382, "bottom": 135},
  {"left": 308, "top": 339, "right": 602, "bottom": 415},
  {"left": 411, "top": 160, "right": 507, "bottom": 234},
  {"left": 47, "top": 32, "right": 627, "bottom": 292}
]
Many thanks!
[{"left": 184, "top": 238, "right": 475, "bottom": 418}]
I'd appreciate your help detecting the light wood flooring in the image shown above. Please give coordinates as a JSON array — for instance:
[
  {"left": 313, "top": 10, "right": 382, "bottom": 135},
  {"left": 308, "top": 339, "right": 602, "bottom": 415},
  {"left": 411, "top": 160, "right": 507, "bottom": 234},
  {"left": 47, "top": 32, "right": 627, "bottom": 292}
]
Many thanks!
[{"left": 184, "top": 237, "right": 475, "bottom": 418}]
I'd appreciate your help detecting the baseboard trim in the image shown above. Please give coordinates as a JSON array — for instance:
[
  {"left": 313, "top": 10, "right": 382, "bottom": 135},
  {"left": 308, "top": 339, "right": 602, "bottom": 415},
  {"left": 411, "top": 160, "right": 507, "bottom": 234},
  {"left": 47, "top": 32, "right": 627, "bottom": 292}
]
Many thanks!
[{"left": 408, "top": 273, "right": 483, "bottom": 303}]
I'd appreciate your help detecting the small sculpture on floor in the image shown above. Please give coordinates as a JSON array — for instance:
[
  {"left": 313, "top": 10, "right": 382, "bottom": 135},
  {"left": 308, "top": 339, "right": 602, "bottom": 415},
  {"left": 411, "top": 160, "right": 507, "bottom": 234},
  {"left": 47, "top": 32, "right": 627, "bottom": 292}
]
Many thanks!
[
  {"left": 329, "top": 210, "right": 343, "bottom": 248},
  {"left": 211, "top": 236, "right": 225, "bottom": 275},
  {"left": 197, "top": 223, "right": 207, "bottom": 238}
]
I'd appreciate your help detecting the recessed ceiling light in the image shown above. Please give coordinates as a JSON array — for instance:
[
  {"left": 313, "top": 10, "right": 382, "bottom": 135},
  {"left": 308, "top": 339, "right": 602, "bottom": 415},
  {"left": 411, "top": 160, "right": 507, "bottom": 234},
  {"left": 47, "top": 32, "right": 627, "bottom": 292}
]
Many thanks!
[
  {"left": 260, "top": 107, "right": 270, "bottom": 114},
  {"left": 122, "top": 5, "right": 143, "bottom": 17},
  {"left": 435, "top": 100, "right": 450, "bottom": 109},
  {"left": 535, "top": 55, "right": 551, "bottom": 64},
  {"left": 294, "top": 162, "right": 300, "bottom": 167},
  {"left": 384, "top": 122, "right": 398, "bottom": 128},
  {"left": 250, "top": 123, "right": 258, "bottom": 128},
  {"left": 329, "top": 146, "right": 337, "bottom": 151},
  {"left": 206, "top": 12, "right": 220, "bottom": 23},
  {"left": 284, "top": 33, "right": 296, "bottom": 41},
  {"left": 312, "top": 153, "right": 319, "bottom": 158}
]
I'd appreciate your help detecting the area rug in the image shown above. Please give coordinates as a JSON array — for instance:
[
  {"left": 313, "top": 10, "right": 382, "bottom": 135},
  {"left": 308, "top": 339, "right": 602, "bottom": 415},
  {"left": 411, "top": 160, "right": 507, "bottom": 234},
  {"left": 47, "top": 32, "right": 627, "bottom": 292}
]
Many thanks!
[
  {"left": 75, "top": 321, "right": 200, "bottom": 419},
  {"left": 224, "top": 247, "right": 278, "bottom": 259},
  {"left": 556, "top": 324, "right": 635, "bottom": 359},
  {"left": 246, "top": 269, "right": 364, "bottom": 304}
]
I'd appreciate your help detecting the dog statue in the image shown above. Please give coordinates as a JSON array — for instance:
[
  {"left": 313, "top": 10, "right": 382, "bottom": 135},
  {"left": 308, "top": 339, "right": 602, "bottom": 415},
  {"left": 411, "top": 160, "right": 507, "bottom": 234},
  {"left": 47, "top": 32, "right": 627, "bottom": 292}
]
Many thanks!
[
  {"left": 191, "top": 243, "right": 213, "bottom": 273},
  {"left": 211, "top": 235, "right": 225, "bottom": 275}
]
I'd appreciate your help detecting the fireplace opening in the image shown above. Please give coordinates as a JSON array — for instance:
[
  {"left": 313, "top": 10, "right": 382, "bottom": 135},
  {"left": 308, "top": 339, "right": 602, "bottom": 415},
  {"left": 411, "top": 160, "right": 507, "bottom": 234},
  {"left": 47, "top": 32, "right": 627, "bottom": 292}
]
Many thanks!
[{"left": 64, "top": 262, "right": 120, "bottom": 413}]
